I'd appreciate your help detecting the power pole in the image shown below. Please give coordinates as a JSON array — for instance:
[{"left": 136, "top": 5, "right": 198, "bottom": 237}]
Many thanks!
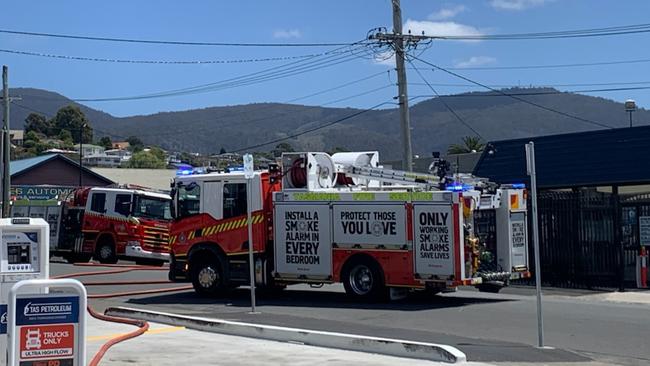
[
  {"left": 2, "top": 66, "right": 10, "bottom": 218},
  {"left": 391, "top": 0, "right": 413, "bottom": 171}
]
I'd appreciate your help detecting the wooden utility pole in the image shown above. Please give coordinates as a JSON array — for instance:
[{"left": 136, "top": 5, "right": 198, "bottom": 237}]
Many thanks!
[
  {"left": 391, "top": 0, "right": 413, "bottom": 171},
  {"left": 2, "top": 66, "right": 10, "bottom": 217}
]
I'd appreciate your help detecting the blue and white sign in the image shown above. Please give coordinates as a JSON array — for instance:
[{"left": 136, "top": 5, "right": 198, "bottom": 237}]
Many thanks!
[{"left": 16, "top": 296, "right": 79, "bottom": 326}]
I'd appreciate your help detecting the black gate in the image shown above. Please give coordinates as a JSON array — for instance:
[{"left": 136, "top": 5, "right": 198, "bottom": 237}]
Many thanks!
[{"left": 532, "top": 190, "right": 622, "bottom": 289}]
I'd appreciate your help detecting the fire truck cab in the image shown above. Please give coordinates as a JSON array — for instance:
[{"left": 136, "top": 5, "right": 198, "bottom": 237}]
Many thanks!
[{"left": 63, "top": 187, "right": 172, "bottom": 265}]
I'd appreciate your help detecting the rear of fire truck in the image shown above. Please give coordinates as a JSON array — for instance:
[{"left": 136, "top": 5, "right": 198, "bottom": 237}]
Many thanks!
[{"left": 168, "top": 151, "right": 529, "bottom": 300}]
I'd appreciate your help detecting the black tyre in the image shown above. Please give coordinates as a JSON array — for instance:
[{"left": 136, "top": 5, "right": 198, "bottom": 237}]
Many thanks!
[
  {"left": 477, "top": 283, "right": 503, "bottom": 293},
  {"left": 64, "top": 253, "right": 92, "bottom": 264},
  {"left": 342, "top": 258, "right": 386, "bottom": 301},
  {"left": 94, "top": 237, "right": 118, "bottom": 264},
  {"left": 190, "top": 254, "right": 226, "bottom": 297}
]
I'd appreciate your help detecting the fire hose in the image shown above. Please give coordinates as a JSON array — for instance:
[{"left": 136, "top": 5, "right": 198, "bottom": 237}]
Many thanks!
[{"left": 52, "top": 263, "right": 192, "bottom": 366}]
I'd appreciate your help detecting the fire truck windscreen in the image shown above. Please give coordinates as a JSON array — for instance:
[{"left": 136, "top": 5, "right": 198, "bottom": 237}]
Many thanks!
[
  {"left": 133, "top": 194, "right": 172, "bottom": 220},
  {"left": 172, "top": 182, "right": 200, "bottom": 219}
]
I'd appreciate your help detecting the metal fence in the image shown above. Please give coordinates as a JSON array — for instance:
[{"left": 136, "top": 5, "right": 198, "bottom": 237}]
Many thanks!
[{"left": 522, "top": 188, "right": 650, "bottom": 289}]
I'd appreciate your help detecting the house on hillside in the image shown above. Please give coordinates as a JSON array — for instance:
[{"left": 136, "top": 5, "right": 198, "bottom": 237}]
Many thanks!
[
  {"left": 73, "top": 144, "right": 105, "bottom": 157},
  {"left": 112, "top": 141, "right": 130, "bottom": 150},
  {"left": 9, "top": 130, "right": 24, "bottom": 146}
]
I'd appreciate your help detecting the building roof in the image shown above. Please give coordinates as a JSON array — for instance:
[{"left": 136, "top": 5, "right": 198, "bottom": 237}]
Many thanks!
[
  {"left": 473, "top": 125, "right": 650, "bottom": 189},
  {"left": 11, "top": 154, "right": 114, "bottom": 184},
  {"left": 91, "top": 168, "right": 176, "bottom": 192}
]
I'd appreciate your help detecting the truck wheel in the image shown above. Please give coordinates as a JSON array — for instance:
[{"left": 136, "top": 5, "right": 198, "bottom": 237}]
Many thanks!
[
  {"left": 477, "top": 284, "right": 503, "bottom": 293},
  {"left": 191, "top": 256, "right": 226, "bottom": 297},
  {"left": 342, "top": 258, "right": 386, "bottom": 301},
  {"left": 95, "top": 237, "right": 118, "bottom": 264}
]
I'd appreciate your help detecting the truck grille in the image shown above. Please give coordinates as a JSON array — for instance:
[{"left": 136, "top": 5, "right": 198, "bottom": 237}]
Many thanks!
[{"left": 142, "top": 226, "right": 170, "bottom": 253}]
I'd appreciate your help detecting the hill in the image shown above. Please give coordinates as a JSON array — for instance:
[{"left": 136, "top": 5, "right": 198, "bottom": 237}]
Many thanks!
[{"left": 10, "top": 87, "right": 650, "bottom": 161}]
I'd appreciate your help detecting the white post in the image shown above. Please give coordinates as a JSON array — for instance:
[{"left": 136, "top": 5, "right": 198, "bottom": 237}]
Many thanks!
[
  {"left": 525, "top": 142, "right": 544, "bottom": 348},
  {"left": 243, "top": 153, "right": 257, "bottom": 313}
]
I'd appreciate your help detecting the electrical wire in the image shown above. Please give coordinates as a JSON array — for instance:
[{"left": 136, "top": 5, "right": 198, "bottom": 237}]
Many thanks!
[
  {"left": 406, "top": 57, "right": 484, "bottom": 139},
  {"left": 409, "top": 55, "right": 615, "bottom": 129},
  {"left": 0, "top": 28, "right": 356, "bottom": 47},
  {"left": 409, "top": 86, "right": 650, "bottom": 98},
  {"left": 412, "top": 23, "right": 650, "bottom": 40},
  {"left": 408, "top": 80, "right": 650, "bottom": 88},
  {"left": 231, "top": 100, "right": 393, "bottom": 152},
  {"left": 19, "top": 42, "right": 370, "bottom": 103},
  {"left": 0, "top": 47, "right": 344, "bottom": 65}
]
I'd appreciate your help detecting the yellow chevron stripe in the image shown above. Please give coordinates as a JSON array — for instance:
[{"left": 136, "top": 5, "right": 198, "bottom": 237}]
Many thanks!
[
  {"left": 255, "top": 215, "right": 264, "bottom": 224},
  {"left": 237, "top": 218, "right": 246, "bottom": 228},
  {"left": 216, "top": 223, "right": 224, "bottom": 233},
  {"left": 188, "top": 231, "right": 195, "bottom": 240},
  {"left": 207, "top": 225, "right": 216, "bottom": 236}
]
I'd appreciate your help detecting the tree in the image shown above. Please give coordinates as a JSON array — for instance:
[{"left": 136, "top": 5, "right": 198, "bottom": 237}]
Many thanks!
[
  {"left": 219, "top": 147, "right": 227, "bottom": 154},
  {"left": 97, "top": 136, "right": 113, "bottom": 150},
  {"left": 272, "top": 142, "right": 294, "bottom": 157},
  {"left": 52, "top": 105, "right": 93, "bottom": 143},
  {"left": 126, "top": 136, "right": 144, "bottom": 152},
  {"left": 447, "top": 136, "right": 485, "bottom": 154},
  {"left": 24, "top": 113, "right": 51, "bottom": 135},
  {"left": 124, "top": 150, "right": 166, "bottom": 169}
]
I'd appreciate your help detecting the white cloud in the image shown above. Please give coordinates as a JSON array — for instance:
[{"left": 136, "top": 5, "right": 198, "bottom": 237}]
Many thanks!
[
  {"left": 454, "top": 56, "right": 497, "bottom": 68},
  {"left": 428, "top": 5, "right": 467, "bottom": 20},
  {"left": 403, "top": 20, "right": 484, "bottom": 41},
  {"left": 490, "top": 0, "right": 553, "bottom": 11},
  {"left": 273, "top": 29, "right": 302, "bottom": 39}
]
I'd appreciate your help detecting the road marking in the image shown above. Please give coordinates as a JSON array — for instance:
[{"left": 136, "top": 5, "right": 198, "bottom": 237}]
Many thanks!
[{"left": 87, "top": 326, "right": 185, "bottom": 342}]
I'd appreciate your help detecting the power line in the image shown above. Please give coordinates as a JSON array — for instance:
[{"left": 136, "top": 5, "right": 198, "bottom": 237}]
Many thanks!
[
  {"left": 19, "top": 43, "right": 370, "bottom": 103},
  {"left": 409, "top": 85, "right": 650, "bottom": 99},
  {"left": 409, "top": 55, "right": 615, "bottom": 129},
  {"left": 406, "top": 57, "right": 484, "bottom": 139},
  {"left": 0, "top": 48, "right": 343, "bottom": 65},
  {"left": 231, "top": 100, "right": 393, "bottom": 152},
  {"left": 0, "top": 28, "right": 356, "bottom": 47},
  {"left": 410, "top": 23, "right": 650, "bottom": 41},
  {"left": 413, "top": 58, "right": 650, "bottom": 71},
  {"left": 408, "top": 80, "right": 650, "bottom": 88}
]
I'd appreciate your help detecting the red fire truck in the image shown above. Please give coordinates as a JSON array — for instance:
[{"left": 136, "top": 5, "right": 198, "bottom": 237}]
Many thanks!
[
  {"left": 56, "top": 187, "right": 172, "bottom": 265},
  {"left": 169, "top": 152, "right": 530, "bottom": 299}
]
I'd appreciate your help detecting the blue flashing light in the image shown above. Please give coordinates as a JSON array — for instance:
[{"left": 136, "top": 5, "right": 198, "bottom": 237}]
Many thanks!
[
  {"left": 511, "top": 183, "right": 526, "bottom": 189},
  {"left": 176, "top": 169, "right": 193, "bottom": 176},
  {"left": 445, "top": 183, "right": 474, "bottom": 192}
]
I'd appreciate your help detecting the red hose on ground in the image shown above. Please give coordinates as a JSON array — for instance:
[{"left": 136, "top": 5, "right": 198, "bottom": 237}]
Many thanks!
[{"left": 59, "top": 262, "right": 192, "bottom": 365}]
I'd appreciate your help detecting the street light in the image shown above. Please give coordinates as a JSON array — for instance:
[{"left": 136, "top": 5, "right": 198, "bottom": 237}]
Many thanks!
[{"left": 625, "top": 99, "right": 636, "bottom": 128}]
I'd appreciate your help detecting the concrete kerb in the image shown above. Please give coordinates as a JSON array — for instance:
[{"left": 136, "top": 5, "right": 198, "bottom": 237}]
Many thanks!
[{"left": 105, "top": 306, "right": 467, "bottom": 364}]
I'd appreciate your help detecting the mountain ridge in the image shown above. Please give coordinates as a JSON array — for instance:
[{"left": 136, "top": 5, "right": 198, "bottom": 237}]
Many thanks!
[{"left": 9, "top": 87, "right": 650, "bottom": 160}]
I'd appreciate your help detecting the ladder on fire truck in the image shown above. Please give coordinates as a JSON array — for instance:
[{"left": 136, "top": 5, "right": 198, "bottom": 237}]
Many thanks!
[{"left": 340, "top": 164, "right": 442, "bottom": 190}]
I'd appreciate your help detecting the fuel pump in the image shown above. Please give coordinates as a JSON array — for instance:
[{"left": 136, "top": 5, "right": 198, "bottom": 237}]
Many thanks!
[{"left": 0, "top": 218, "right": 49, "bottom": 364}]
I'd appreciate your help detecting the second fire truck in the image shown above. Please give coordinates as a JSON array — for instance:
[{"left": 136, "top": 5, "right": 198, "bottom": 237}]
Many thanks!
[{"left": 169, "top": 151, "right": 530, "bottom": 299}]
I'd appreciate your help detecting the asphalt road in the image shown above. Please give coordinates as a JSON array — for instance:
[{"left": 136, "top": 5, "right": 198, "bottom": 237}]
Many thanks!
[{"left": 52, "top": 261, "right": 650, "bottom": 366}]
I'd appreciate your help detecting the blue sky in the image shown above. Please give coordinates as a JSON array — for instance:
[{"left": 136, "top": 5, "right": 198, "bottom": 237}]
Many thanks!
[{"left": 2, "top": 0, "right": 650, "bottom": 117}]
